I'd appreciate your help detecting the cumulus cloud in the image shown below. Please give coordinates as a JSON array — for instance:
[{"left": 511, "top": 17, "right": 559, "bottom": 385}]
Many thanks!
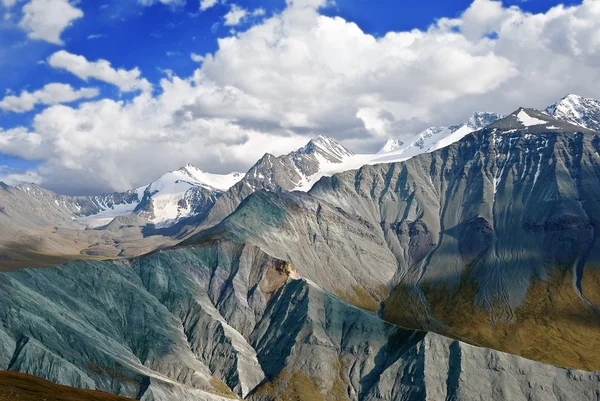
[
  {"left": 224, "top": 4, "right": 247, "bottom": 26},
  {"left": 223, "top": 4, "right": 266, "bottom": 26},
  {"left": 190, "top": 52, "right": 205, "bottom": 62},
  {"left": 200, "top": 0, "right": 218, "bottom": 11},
  {"left": 48, "top": 50, "right": 152, "bottom": 93},
  {"left": 19, "top": 0, "right": 83, "bottom": 45},
  {"left": 1, "top": 0, "right": 19, "bottom": 7},
  {"left": 1, "top": 0, "right": 599, "bottom": 195},
  {"left": 0, "top": 83, "right": 99, "bottom": 113}
]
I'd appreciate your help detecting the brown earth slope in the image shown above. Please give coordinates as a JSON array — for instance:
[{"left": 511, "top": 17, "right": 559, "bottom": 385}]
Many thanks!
[{"left": 0, "top": 371, "right": 132, "bottom": 401}]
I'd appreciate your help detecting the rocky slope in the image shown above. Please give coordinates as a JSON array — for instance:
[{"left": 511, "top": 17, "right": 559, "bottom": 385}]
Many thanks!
[
  {"left": 183, "top": 108, "right": 600, "bottom": 371},
  {"left": 308, "top": 108, "right": 600, "bottom": 370},
  {"left": 0, "top": 240, "right": 599, "bottom": 401}
]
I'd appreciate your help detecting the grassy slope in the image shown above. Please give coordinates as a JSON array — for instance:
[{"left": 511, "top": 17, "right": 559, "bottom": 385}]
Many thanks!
[
  {"left": 383, "top": 266, "right": 600, "bottom": 371},
  {"left": 0, "top": 371, "right": 133, "bottom": 401}
]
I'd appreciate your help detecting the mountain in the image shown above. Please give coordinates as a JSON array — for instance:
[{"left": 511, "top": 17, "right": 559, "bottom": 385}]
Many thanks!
[
  {"left": 2, "top": 99, "right": 600, "bottom": 399},
  {"left": 310, "top": 108, "right": 600, "bottom": 370},
  {"left": 0, "top": 96, "right": 597, "bottom": 269},
  {"left": 188, "top": 107, "right": 600, "bottom": 372},
  {"left": 377, "top": 139, "right": 403, "bottom": 154},
  {"left": 78, "top": 164, "right": 243, "bottom": 229},
  {"left": 377, "top": 111, "right": 504, "bottom": 158},
  {"left": 0, "top": 238, "right": 598, "bottom": 401},
  {"left": 546, "top": 94, "right": 600, "bottom": 132},
  {"left": 199, "top": 115, "right": 503, "bottom": 232}
]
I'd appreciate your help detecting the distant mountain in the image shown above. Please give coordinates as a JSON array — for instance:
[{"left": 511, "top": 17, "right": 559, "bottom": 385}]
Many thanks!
[
  {"left": 1, "top": 95, "right": 598, "bottom": 267},
  {"left": 377, "top": 138, "right": 404, "bottom": 154},
  {"left": 78, "top": 164, "right": 243, "bottom": 228},
  {"left": 546, "top": 94, "right": 600, "bottom": 132},
  {"left": 0, "top": 165, "right": 243, "bottom": 268},
  {"left": 377, "top": 111, "right": 505, "bottom": 157}
]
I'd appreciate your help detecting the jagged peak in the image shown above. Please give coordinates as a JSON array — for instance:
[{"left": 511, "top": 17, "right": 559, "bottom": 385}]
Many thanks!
[
  {"left": 298, "top": 135, "right": 354, "bottom": 160},
  {"left": 464, "top": 111, "right": 505, "bottom": 129},
  {"left": 377, "top": 138, "right": 404, "bottom": 154},
  {"left": 546, "top": 94, "right": 594, "bottom": 114},
  {"left": 544, "top": 94, "right": 600, "bottom": 132},
  {"left": 175, "top": 163, "right": 204, "bottom": 175}
]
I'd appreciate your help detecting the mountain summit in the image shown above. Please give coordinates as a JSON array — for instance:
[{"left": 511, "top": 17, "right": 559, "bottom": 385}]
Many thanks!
[
  {"left": 298, "top": 135, "right": 354, "bottom": 162},
  {"left": 545, "top": 94, "right": 600, "bottom": 132}
]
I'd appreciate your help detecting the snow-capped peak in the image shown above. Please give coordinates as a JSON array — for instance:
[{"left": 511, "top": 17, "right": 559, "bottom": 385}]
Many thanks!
[
  {"left": 545, "top": 94, "right": 600, "bottom": 132},
  {"left": 299, "top": 136, "right": 354, "bottom": 162},
  {"left": 172, "top": 164, "right": 243, "bottom": 192},
  {"left": 378, "top": 139, "right": 404, "bottom": 154},
  {"left": 76, "top": 164, "right": 243, "bottom": 229},
  {"left": 464, "top": 112, "right": 506, "bottom": 130}
]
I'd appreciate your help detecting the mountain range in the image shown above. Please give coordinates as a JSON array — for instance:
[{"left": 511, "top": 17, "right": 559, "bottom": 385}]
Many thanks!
[
  {"left": 0, "top": 105, "right": 506, "bottom": 268},
  {"left": 0, "top": 94, "right": 599, "bottom": 400}
]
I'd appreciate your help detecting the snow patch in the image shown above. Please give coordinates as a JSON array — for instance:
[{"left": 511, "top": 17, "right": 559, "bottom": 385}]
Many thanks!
[{"left": 517, "top": 110, "right": 546, "bottom": 127}]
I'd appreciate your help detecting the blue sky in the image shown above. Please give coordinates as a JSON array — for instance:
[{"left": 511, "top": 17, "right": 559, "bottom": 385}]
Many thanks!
[
  {"left": 0, "top": 0, "right": 596, "bottom": 194},
  {"left": 0, "top": 0, "right": 582, "bottom": 126}
]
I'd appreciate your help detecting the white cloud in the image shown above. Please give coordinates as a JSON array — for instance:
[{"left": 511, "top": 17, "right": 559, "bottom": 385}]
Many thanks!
[
  {"left": 200, "top": 0, "right": 218, "bottom": 11},
  {"left": 19, "top": 0, "right": 83, "bottom": 45},
  {"left": 224, "top": 4, "right": 266, "bottom": 26},
  {"left": 48, "top": 50, "right": 152, "bottom": 93},
  {"left": 0, "top": 167, "right": 41, "bottom": 186},
  {"left": 138, "top": 0, "right": 185, "bottom": 6},
  {"left": 2, "top": 0, "right": 18, "bottom": 7},
  {"left": 224, "top": 4, "right": 247, "bottom": 26},
  {"left": 0, "top": 83, "right": 99, "bottom": 113},
  {"left": 87, "top": 33, "right": 106, "bottom": 40},
  {"left": 190, "top": 52, "right": 205, "bottom": 62},
  {"left": 1, "top": 0, "right": 600, "bottom": 194},
  {"left": 0, "top": 127, "right": 44, "bottom": 160}
]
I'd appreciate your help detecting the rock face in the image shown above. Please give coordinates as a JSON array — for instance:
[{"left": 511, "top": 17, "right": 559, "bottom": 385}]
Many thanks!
[{"left": 0, "top": 242, "right": 599, "bottom": 401}]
